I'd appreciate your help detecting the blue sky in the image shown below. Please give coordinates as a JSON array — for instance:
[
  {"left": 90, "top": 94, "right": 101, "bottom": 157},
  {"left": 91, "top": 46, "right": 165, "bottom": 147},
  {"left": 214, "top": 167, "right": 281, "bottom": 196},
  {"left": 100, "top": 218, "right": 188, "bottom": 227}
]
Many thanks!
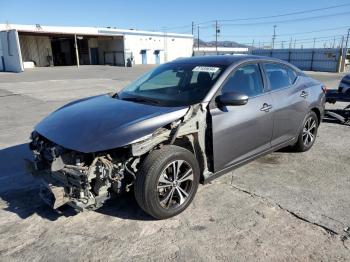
[{"left": 1, "top": 0, "right": 350, "bottom": 47}]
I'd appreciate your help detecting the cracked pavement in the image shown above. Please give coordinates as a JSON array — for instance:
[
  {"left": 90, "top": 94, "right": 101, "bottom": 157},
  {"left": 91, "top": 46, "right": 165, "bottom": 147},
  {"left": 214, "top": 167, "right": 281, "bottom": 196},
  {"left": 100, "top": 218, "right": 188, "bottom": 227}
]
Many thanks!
[{"left": 0, "top": 66, "right": 349, "bottom": 261}]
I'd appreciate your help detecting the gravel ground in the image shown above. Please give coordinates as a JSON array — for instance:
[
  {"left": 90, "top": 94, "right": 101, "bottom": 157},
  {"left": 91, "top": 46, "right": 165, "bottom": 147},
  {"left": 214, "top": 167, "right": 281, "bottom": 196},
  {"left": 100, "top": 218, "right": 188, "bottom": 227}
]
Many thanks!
[{"left": 0, "top": 65, "right": 349, "bottom": 261}]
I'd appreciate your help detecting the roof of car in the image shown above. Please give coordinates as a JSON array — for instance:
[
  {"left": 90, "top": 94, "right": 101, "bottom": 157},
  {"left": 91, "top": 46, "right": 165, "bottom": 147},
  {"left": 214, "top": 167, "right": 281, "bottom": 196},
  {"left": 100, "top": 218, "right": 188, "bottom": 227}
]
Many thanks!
[{"left": 170, "top": 55, "right": 285, "bottom": 66}]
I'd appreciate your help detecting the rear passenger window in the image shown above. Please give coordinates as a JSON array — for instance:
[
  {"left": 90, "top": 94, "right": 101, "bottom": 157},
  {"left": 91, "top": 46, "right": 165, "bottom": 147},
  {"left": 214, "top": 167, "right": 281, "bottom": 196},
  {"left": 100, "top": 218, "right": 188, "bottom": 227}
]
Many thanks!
[
  {"left": 222, "top": 64, "right": 264, "bottom": 97},
  {"left": 263, "top": 63, "right": 292, "bottom": 91},
  {"left": 286, "top": 67, "right": 298, "bottom": 84}
]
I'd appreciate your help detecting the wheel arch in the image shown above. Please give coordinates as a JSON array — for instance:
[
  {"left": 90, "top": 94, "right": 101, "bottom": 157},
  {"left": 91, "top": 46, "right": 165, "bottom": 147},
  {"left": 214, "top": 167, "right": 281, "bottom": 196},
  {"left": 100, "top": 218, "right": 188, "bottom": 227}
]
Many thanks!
[
  {"left": 173, "top": 136, "right": 206, "bottom": 183},
  {"left": 310, "top": 107, "right": 321, "bottom": 126}
]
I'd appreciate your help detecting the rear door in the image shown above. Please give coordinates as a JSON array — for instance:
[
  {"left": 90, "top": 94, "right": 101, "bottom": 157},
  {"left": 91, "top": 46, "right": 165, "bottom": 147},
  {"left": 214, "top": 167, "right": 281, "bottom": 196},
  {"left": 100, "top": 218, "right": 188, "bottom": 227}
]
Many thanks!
[
  {"left": 262, "top": 63, "right": 308, "bottom": 146},
  {"left": 210, "top": 63, "right": 274, "bottom": 172}
]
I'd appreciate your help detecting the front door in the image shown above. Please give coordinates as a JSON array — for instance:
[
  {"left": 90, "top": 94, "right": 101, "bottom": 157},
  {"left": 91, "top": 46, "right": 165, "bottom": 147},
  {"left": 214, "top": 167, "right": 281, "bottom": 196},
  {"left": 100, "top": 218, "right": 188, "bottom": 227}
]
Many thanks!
[{"left": 210, "top": 63, "right": 274, "bottom": 172}]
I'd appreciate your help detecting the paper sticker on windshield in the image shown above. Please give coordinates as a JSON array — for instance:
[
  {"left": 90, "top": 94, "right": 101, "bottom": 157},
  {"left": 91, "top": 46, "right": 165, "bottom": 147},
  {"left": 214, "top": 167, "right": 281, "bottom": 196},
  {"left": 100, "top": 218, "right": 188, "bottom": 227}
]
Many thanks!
[{"left": 192, "top": 66, "right": 220, "bottom": 73}]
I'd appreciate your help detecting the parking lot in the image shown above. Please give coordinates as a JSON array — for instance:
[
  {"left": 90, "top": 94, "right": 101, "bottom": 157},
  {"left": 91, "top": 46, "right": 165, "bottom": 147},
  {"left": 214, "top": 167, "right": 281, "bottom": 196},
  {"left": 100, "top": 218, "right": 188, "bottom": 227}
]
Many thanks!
[{"left": 0, "top": 65, "right": 349, "bottom": 261}]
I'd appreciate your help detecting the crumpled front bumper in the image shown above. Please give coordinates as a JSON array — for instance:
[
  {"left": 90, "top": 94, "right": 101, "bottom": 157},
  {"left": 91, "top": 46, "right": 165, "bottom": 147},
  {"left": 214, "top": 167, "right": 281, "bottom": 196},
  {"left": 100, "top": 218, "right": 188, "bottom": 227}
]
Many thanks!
[
  {"left": 26, "top": 159, "right": 70, "bottom": 209},
  {"left": 39, "top": 183, "right": 69, "bottom": 209}
]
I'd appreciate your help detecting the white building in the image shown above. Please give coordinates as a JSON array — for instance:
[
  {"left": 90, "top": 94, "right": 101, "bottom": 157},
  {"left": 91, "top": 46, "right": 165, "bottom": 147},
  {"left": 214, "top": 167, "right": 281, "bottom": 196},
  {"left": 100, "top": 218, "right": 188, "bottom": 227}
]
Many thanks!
[{"left": 0, "top": 24, "right": 193, "bottom": 72}]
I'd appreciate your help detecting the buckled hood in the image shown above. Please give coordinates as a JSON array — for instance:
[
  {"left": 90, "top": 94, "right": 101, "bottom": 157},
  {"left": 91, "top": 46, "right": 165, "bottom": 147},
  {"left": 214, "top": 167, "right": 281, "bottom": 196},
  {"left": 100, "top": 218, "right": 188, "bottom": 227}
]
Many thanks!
[{"left": 35, "top": 94, "right": 188, "bottom": 153}]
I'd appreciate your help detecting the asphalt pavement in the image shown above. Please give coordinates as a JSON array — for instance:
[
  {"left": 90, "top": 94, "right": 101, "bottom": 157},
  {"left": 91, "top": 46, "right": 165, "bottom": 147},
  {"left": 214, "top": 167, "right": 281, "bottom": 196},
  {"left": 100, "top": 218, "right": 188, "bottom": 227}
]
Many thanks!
[{"left": 0, "top": 65, "right": 349, "bottom": 261}]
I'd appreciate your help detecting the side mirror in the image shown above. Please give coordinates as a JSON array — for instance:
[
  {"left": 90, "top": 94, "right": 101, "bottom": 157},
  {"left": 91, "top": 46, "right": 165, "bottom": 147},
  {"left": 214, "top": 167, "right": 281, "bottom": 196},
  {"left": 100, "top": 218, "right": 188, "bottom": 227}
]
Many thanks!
[{"left": 216, "top": 92, "right": 248, "bottom": 106}]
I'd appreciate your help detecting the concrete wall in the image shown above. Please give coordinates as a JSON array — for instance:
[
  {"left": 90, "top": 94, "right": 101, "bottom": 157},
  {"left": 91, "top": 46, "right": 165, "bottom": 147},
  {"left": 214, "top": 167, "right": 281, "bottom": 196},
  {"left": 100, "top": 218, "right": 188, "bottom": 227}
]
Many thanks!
[
  {"left": 165, "top": 35, "right": 193, "bottom": 62},
  {"left": 19, "top": 35, "right": 53, "bottom": 67},
  {"left": 124, "top": 34, "right": 193, "bottom": 65},
  {"left": 0, "top": 30, "right": 23, "bottom": 72}
]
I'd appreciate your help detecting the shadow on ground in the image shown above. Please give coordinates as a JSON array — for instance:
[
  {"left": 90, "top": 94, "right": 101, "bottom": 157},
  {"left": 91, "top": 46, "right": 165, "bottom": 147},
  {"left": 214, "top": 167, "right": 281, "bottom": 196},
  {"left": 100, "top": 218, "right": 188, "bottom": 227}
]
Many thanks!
[
  {"left": 0, "top": 143, "right": 153, "bottom": 221},
  {"left": 323, "top": 109, "right": 350, "bottom": 126}
]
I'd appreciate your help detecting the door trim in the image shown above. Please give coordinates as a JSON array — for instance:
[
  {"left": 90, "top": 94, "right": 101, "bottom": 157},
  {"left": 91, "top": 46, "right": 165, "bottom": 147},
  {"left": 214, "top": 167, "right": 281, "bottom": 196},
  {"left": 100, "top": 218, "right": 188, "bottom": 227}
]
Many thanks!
[{"left": 202, "top": 137, "right": 296, "bottom": 184}]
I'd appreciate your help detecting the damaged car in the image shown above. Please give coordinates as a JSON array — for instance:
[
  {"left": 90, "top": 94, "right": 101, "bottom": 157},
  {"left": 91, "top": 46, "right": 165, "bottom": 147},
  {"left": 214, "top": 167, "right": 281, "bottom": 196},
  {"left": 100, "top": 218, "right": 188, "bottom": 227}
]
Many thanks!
[{"left": 28, "top": 55, "right": 326, "bottom": 219}]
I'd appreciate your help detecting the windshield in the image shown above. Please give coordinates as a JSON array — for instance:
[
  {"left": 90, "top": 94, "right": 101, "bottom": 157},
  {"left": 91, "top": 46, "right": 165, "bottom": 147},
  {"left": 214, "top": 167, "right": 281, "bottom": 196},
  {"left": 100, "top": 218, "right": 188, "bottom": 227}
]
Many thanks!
[{"left": 118, "top": 63, "right": 226, "bottom": 107}]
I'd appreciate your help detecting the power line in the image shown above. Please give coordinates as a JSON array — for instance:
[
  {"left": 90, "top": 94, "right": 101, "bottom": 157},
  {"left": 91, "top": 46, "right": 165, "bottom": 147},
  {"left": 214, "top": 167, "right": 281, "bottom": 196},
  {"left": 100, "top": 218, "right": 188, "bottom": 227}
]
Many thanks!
[
  {"left": 216, "top": 26, "right": 350, "bottom": 38},
  {"left": 218, "top": 3, "right": 350, "bottom": 22},
  {"left": 219, "top": 11, "right": 350, "bottom": 26},
  {"left": 241, "top": 35, "right": 344, "bottom": 46},
  {"left": 155, "top": 3, "right": 350, "bottom": 31}
]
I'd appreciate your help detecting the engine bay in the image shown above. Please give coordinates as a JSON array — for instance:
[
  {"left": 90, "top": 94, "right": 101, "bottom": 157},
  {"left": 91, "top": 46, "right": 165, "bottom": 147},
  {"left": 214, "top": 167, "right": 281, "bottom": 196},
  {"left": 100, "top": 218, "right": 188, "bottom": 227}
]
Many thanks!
[{"left": 29, "top": 131, "right": 137, "bottom": 211}]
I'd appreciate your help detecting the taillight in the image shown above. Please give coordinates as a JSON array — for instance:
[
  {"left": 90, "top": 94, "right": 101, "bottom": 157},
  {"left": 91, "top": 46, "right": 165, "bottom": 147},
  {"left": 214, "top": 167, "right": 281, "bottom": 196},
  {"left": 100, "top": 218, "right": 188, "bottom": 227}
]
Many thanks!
[{"left": 321, "top": 85, "right": 327, "bottom": 94}]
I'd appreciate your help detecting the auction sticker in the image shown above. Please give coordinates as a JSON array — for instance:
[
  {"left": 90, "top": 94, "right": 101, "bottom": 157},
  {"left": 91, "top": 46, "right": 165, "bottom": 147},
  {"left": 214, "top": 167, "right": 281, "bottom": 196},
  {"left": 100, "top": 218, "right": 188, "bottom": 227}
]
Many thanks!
[{"left": 192, "top": 66, "right": 220, "bottom": 73}]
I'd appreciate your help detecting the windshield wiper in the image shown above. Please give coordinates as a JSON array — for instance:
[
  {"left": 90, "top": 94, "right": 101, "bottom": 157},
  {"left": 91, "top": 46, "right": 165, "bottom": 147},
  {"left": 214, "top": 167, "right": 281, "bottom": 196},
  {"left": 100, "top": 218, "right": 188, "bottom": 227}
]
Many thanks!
[{"left": 121, "top": 96, "right": 161, "bottom": 105}]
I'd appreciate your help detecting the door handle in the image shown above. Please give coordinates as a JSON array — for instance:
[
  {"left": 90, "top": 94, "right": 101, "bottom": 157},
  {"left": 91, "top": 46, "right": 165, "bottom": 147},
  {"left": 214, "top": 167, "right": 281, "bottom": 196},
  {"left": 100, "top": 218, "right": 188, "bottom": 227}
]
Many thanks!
[
  {"left": 300, "top": 91, "right": 309, "bottom": 98},
  {"left": 260, "top": 103, "right": 273, "bottom": 112}
]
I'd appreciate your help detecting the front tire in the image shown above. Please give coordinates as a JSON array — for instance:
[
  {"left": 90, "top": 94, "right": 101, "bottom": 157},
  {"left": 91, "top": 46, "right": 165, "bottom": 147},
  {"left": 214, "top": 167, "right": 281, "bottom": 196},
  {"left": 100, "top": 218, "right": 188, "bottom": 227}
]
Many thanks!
[
  {"left": 134, "top": 145, "right": 200, "bottom": 219},
  {"left": 292, "top": 111, "right": 319, "bottom": 152}
]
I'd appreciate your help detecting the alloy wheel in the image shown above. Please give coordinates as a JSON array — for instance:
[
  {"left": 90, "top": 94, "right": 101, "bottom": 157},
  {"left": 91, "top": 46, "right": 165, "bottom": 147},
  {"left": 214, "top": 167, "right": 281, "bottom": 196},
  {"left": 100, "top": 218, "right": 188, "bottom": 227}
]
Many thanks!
[
  {"left": 157, "top": 160, "right": 194, "bottom": 209},
  {"left": 302, "top": 117, "right": 317, "bottom": 147}
]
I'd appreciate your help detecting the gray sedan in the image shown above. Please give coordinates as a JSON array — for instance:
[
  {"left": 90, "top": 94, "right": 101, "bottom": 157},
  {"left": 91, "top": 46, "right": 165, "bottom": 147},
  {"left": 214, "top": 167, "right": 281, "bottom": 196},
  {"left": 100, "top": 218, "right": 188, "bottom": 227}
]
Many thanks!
[{"left": 29, "top": 55, "right": 326, "bottom": 219}]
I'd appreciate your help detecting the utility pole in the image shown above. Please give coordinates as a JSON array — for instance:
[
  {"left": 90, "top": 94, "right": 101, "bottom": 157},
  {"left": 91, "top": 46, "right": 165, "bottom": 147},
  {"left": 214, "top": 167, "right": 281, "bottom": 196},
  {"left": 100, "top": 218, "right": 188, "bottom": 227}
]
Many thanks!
[
  {"left": 272, "top": 25, "right": 277, "bottom": 49},
  {"left": 289, "top": 37, "right": 292, "bottom": 49},
  {"left": 215, "top": 20, "right": 219, "bottom": 55},
  {"left": 339, "top": 28, "right": 350, "bottom": 73},
  {"left": 332, "top": 36, "right": 336, "bottom": 48},
  {"left": 340, "top": 36, "right": 344, "bottom": 49},
  {"left": 345, "top": 28, "right": 350, "bottom": 49},
  {"left": 197, "top": 26, "right": 200, "bottom": 51},
  {"left": 191, "top": 21, "right": 194, "bottom": 54},
  {"left": 313, "top": 38, "right": 316, "bottom": 49},
  {"left": 281, "top": 41, "right": 285, "bottom": 49}
]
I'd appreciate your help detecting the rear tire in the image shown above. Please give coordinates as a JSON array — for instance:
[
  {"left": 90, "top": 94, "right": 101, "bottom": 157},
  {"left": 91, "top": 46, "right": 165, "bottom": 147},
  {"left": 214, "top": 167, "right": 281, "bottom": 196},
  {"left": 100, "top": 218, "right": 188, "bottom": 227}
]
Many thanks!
[
  {"left": 292, "top": 111, "right": 319, "bottom": 152},
  {"left": 134, "top": 145, "right": 200, "bottom": 219}
]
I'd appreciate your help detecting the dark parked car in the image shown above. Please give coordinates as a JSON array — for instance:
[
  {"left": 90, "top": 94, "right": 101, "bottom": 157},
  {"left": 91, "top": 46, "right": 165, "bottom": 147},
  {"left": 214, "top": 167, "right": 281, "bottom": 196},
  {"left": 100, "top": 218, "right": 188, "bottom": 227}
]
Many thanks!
[
  {"left": 29, "top": 55, "right": 326, "bottom": 219},
  {"left": 338, "top": 73, "right": 350, "bottom": 94}
]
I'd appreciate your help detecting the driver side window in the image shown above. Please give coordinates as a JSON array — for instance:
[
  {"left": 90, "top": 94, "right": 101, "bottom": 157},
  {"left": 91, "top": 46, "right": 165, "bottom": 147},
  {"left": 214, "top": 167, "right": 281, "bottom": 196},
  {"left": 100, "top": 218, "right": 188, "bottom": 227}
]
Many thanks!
[{"left": 222, "top": 64, "right": 264, "bottom": 97}]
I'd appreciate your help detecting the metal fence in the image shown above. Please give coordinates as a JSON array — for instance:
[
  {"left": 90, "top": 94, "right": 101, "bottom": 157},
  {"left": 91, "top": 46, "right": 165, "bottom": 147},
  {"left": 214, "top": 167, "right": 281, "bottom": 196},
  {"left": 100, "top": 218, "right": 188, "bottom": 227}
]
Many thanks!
[{"left": 252, "top": 48, "right": 343, "bottom": 72}]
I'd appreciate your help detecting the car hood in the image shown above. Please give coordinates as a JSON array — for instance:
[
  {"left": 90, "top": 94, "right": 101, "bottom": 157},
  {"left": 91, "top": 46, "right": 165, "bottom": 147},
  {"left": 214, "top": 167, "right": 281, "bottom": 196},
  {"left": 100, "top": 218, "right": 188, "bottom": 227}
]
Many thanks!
[{"left": 35, "top": 94, "right": 189, "bottom": 153}]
